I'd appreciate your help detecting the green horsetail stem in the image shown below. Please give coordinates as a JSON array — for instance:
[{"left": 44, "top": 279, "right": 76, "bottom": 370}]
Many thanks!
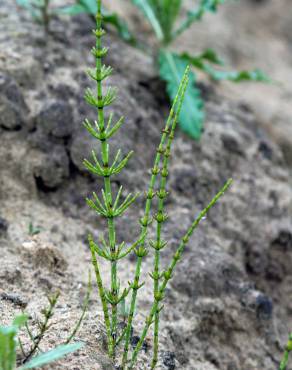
[
  {"left": 121, "top": 68, "right": 190, "bottom": 368},
  {"left": 150, "top": 76, "right": 188, "bottom": 369},
  {"left": 89, "top": 237, "right": 113, "bottom": 356},
  {"left": 83, "top": 0, "right": 135, "bottom": 359}
]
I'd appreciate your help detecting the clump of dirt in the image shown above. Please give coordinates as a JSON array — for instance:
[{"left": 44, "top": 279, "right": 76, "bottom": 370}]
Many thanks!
[{"left": 0, "top": 1, "right": 292, "bottom": 369}]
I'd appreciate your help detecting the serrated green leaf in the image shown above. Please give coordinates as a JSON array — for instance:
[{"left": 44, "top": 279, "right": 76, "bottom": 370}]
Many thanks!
[
  {"left": 21, "top": 343, "right": 84, "bottom": 369},
  {"left": 159, "top": 51, "right": 204, "bottom": 140}
]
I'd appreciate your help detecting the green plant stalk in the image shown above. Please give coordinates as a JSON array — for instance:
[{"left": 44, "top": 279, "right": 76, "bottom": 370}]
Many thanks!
[
  {"left": 151, "top": 241, "right": 161, "bottom": 369},
  {"left": 129, "top": 178, "right": 233, "bottom": 368},
  {"left": 121, "top": 67, "right": 190, "bottom": 368},
  {"left": 279, "top": 334, "right": 292, "bottom": 370},
  {"left": 122, "top": 257, "right": 142, "bottom": 367},
  {"left": 150, "top": 77, "right": 187, "bottom": 369},
  {"left": 89, "top": 239, "right": 113, "bottom": 357},
  {"left": 95, "top": 0, "right": 118, "bottom": 357}
]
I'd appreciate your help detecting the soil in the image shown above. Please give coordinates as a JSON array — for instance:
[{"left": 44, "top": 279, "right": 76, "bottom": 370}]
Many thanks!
[{"left": 0, "top": 1, "right": 291, "bottom": 369}]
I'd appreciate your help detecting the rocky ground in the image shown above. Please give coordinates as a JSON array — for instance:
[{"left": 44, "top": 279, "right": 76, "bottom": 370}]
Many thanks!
[{"left": 0, "top": 0, "right": 292, "bottom": 369}]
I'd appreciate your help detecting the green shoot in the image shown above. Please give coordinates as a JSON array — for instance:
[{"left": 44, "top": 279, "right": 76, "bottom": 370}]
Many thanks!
[
  {"left": 150, "top": 71, "right": 188, "bottom": 369},
  {"left": 121, "top": 68, "right": 189, "bottom": 369},
  {"left": 28, "top": 221, "right": 42, "bottom": 237}
]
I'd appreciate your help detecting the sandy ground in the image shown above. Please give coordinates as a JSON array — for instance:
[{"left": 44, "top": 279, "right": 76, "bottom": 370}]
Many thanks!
[{"left": 0, "top": 1, "right": 291, "bottom": 369}]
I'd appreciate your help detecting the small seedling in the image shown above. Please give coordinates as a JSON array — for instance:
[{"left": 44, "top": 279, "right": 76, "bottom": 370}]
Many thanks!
[
  {"left": 28, "top": 221, "right": 42, "bottom": 237},
  {"left": 0, "top": 314, "right": 82, "bottom": 370},
  {"left": 130, "top": 0, "right": 270, "bottom": 139},
  {"left": 82, "top": 1, "right": 232, "bottom": 368}
]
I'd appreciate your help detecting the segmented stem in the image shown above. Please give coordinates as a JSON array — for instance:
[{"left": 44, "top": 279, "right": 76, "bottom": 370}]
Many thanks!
[
  {"left": 129, "top": 179, "right": 233, "bottom": 368},
  {"left": 89, "top": 239, "right": 113, "bottom": 356},
  {"left": 151, "top": 250, "right": 160, "bottom": 369},
  {"left": 83, "top": 0, "right": 123, "bottom": 358},
  {"left": 121, "top": 67, "right": 190, "bottom": 369},
  {"left": 96, "top": 1, "right": 118, "bottom": 356},
  {"left": 151, "top": 75, "right": 188, "bottom": 369}
]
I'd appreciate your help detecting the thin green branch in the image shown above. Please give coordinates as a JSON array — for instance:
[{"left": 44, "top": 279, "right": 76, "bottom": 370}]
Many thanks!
[
  {"left": 129, "top": 179, "right": 233, "bottom": 368},
  {"left": 22, "top": 292, "right": 60, "bottom": 364},
  {"left": 89, "top": 236, "right": 114, "bottom": 356}
]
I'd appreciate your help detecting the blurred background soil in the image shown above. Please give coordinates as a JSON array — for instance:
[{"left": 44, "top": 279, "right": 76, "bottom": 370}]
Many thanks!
[{"left": 0, "top": 0, "right": 292, "bottom": 369}]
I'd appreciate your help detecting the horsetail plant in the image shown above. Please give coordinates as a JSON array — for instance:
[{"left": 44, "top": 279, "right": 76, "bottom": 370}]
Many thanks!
[{"left": 83, "top": 0, "right": 232, "bottom": 368}]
